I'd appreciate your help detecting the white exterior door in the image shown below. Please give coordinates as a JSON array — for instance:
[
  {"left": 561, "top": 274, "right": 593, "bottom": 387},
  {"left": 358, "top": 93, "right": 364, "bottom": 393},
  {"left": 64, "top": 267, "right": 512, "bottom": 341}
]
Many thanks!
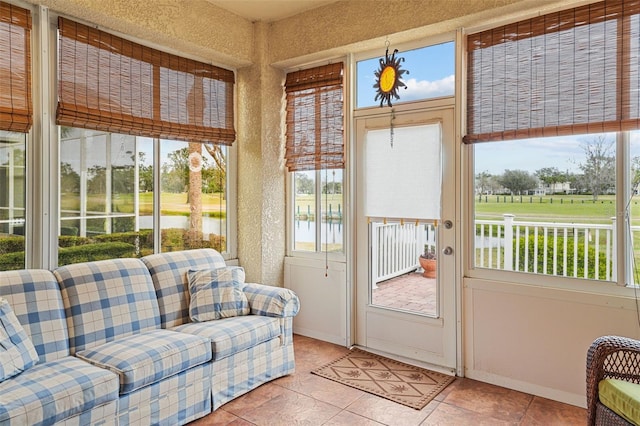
[{"left": 354, "top": 105, "right": 456, "bottom": 371}]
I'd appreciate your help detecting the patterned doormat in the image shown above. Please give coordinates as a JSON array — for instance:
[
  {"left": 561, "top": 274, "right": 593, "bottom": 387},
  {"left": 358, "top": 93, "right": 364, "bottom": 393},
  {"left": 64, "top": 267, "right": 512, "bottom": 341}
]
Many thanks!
[{"left": 311, "top": 349, "right": 455, "bottom": 410}]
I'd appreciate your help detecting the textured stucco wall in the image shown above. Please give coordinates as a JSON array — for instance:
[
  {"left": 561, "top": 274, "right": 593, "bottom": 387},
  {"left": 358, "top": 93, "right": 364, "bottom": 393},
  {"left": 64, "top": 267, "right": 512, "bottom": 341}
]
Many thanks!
[
  {"left": 269, "top": 0, "right": 573, "bottom": 66},
  {"left": 237, "top": 22, "right": 286, "bottom": 285},
  {"left": 24, "top": 0, "right": 254, "bottom": 67}
]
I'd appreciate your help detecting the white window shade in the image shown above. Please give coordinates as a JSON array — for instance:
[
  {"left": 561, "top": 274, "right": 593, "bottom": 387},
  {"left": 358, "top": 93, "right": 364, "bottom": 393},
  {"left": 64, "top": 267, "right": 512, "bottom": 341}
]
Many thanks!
[{"left": 364, "top": 123, "right": 441, "bottom": 221}]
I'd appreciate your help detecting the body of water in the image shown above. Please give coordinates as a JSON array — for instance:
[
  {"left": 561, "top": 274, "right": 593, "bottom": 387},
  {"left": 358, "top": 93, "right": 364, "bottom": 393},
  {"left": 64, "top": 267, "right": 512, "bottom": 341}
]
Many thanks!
[
  {"left": 294, "top": 220, "right": 343, "bottom": 244},
  {"left": 139, "top": 216, "right": 226, "bottom": 236}
]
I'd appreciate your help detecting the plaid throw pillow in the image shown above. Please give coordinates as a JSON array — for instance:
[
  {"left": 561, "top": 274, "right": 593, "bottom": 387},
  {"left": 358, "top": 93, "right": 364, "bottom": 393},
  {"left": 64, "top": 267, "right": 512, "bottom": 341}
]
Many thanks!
[
  {"left": 0, "top": 297, "right": 39, "bottom": 382},
  {"left": 188, "top": 267, "right": 250, "bottom": 321}
]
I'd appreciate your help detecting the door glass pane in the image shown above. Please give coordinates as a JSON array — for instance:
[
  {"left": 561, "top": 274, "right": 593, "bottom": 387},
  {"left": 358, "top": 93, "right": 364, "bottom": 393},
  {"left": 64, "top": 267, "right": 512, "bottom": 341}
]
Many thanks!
[
  {"left": 0, "top": 131, "right": 26, "bottom": 271},
  {"left": 366, "top": 124, "right": 441, "bottom": 317}
]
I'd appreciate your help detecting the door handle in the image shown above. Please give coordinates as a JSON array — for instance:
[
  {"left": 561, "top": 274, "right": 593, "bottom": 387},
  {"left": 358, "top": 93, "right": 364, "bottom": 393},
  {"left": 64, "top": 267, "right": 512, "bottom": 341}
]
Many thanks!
[{"left": 443, "top": 246, "right": 453, "bottom": 255}]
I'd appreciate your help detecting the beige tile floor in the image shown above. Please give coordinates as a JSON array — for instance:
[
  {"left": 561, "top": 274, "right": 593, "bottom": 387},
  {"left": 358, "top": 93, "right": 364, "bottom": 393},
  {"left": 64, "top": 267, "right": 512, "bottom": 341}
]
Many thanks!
[{"left": 190, "top": 335, "right": 587, "bottom": 425}]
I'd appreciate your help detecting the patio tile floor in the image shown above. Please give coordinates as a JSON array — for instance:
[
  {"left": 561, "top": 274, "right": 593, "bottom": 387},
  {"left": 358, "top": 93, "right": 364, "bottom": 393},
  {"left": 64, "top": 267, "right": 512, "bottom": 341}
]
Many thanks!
[{"left": 372, "top": 270, "right": 437, "bottom": 316}]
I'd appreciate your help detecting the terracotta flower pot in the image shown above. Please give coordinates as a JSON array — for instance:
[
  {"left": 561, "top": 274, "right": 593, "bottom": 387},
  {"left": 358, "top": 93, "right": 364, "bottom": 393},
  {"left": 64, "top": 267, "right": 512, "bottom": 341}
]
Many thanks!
[{"left": 419, "top": 256, "right": 437, "bottom": 278}]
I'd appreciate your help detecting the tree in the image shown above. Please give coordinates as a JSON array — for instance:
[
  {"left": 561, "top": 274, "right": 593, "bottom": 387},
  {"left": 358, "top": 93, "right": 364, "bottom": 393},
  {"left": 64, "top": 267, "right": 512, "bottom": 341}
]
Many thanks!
[
  {"left": 138, "top": 152, "right": 153, "bottom": 192},
  {"left": 497, "top": 169, "right": 538, "bottom": 195},
  {"left": 578, "top": 135, "right": 615, "bottom": 201},
  {"left": 322, "top": 181, "right": 342, "bottom": 194},
  {"left": 295, "top": 173, "right": 314, "bottom": 195},
  {"left": 475, "top": 171, "right": 492, "bottom": 194},
  {"left": 60, "top": 162, "right": 80, "bottom": 193},
  {"left": 535, "top": 167, "right": 566, "bottom": 193},
  {"left": 631, "top": 156, "right": 640, "bottom": 194}
]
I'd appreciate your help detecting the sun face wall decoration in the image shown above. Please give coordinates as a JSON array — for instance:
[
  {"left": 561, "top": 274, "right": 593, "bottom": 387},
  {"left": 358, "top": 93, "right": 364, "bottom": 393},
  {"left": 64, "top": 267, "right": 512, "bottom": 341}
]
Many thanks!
[{"left": 374, "top": 45, "right": 409, "bottom": 108}]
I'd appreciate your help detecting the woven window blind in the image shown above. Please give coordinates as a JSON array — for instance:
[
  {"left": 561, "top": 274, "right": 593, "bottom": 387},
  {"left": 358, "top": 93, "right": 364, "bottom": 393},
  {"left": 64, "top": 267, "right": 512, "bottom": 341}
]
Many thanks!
[
  {"left": 465, "top": 0, "right": 640, "bottom": 144},
  {"left": 0, "top": 2, "right": 32, "bottom": 133},
  {"left": 57, "top": 17, "right": 235, "bottom": 145},
  {"left": 285, "top": 63, "right": 344, "bottom": 171}
]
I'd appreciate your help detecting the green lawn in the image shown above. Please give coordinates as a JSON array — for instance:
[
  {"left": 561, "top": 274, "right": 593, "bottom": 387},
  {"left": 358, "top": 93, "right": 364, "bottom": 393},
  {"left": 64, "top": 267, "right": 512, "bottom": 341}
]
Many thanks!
[{"left": 474, "top": 194, "right": 638, "bottom": 224}]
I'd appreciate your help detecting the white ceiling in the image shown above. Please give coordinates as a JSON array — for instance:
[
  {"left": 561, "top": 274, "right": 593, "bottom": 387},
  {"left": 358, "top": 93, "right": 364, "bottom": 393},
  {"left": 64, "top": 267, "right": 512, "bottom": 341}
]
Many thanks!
[{"left": 205, "top": 0, "right": 338, "bottom": 22}]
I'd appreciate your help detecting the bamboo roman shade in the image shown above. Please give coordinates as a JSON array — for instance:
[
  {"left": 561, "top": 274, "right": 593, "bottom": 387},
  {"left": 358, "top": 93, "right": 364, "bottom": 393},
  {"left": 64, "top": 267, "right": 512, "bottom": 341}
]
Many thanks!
[
  {"left": 0, "top": 2, "right": 32, "bottom": 133},
  {"left": 57, "top": 17, "right": 235, "bottom": 145},
  {"left": 465, "top": 0, "right": 640, "bottom": 144},
  {"left": 285, "top": 63, "right": 344, "bottom": 172}
]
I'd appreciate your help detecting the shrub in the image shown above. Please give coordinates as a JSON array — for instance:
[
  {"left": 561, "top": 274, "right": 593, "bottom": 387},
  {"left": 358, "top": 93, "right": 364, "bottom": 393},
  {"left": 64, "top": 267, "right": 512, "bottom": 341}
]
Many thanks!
[
  {"left": 58, "top": 242, "right": 136, "bottom": 266},
  {"left": 0, "top": 236, "right": 25, "bottom": 255},
  {"left": 0, "top": 251, "right": 25, "bottom": 270},
  {"left": 514, "top": 234, "right": 610, "bottom": 279},
  {"left": 58, "top": 235, "right": 93, "bottom": 248}
]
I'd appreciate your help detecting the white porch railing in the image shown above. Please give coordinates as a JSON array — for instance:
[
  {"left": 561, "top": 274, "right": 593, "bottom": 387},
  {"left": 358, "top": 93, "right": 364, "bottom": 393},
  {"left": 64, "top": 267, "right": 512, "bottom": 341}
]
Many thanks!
[
  {"left": 372, "top": 215, "right": 633, "bottom": 284},
  {"left": 475, "top": 214, "right": 617, "bottom": 280},
  {"left": 371, "top": 222, "right": 436, "bottom": 284}
]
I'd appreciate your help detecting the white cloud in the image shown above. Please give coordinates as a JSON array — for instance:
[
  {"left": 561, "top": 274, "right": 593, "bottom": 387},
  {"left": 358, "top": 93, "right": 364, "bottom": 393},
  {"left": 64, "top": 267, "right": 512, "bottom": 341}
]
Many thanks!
[{"left": 401, "top": 75, "right": 455, "bottom": 101}]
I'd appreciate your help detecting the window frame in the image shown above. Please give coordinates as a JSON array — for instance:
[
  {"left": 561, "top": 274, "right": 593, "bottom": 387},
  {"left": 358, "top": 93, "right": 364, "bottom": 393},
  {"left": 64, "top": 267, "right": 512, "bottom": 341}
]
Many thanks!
[
  {"left": 285, "top": 59, "right": 348, "bottom": 261},
  {"left": 10, "top": 6, "right": 239, "bottom": 271},
  {"left": 462, "top": 2, "right": 640, "bottom": 294}
]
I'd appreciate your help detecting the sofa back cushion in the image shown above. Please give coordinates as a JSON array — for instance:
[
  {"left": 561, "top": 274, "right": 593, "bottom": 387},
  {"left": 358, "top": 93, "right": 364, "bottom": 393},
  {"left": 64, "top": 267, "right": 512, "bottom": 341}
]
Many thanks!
[
  {"left": 0, "top": 270, "right": 70, "bottom": 362},
  {"left": 142, "top": 249, "right": 227, "bottom": 328},
  {"left": 54, "top": 258, "right": 161, "bottom": 354}
]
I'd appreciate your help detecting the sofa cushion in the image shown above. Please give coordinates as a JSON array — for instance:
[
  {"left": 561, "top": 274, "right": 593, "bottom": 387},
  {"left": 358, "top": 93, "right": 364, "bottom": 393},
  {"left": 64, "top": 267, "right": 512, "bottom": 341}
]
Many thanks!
[
  {"left": 0, "top": 298, "right": 39, "bottom": 382},
  {"left": 0, "top": 269, "right": 70, "bottom": 362},
  {"left": 76, "top": 329, "right": 212, "bottom": 394},
  {"left": 0, "top": 356, "right": 118, "bottom": 425},
  {"left": 172, "top": 315, "right": 280, "bottom": 361},
  {"left": 188, "top": 267, "right": 249, "bottom": 321},
  {"left": 54, "top": 258, "right": 161, "bottom": 354},
  {"left": 142, "top": 249, "right": 228, "bottom": 328},
  {"left": 599, "top": 378, "right": 640, "bottom": 425}
]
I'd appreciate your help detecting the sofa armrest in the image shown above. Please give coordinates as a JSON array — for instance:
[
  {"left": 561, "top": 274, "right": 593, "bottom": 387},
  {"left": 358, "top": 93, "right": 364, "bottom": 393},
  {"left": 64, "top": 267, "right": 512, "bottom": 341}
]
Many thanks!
[
  {"left": 242, "top": 283, "right": 300, "bottom": 318},
  {"left": 586, "top": 335, "right": 640, "bottom": 425}
]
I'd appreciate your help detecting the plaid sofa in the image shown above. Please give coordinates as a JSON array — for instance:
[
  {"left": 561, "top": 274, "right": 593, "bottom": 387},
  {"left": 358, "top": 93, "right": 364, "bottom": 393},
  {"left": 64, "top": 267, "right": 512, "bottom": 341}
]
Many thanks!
[
  {"left": 0, "top": 249, "right": 299, "bottom": 424},
  {"left": 141, "top": 249, "right": 299, "bottom": 409},
  {"left": 0, "top": 270, "right": 119, "bottom": 425}
]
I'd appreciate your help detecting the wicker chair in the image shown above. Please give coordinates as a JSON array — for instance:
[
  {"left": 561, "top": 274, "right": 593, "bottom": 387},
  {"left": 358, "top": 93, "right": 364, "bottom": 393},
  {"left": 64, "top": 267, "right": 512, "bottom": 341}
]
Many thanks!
[{"left": 587, "top": 336, "right": 640, "bottom": 425}]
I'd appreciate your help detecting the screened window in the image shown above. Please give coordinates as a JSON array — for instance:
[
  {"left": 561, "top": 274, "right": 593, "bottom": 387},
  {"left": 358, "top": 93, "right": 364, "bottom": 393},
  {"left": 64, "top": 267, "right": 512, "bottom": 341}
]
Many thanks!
[
  {"left": 0, "top": 3, "right": 31, "bottom": 271},
  {"left": 293, "top": 169, "right": 343, "bottom": 253},
  {"left": 0, "top": 131, "right": 26, "bottom": 270},
  {"left": 468, "top": 0, "right": 640, "bottom": 284},
  {"left": 286, "top": 63, "right": 345, "bottom": 255},
  {"left": 56, "top": 18, "right": 234, "bottom": 265}
]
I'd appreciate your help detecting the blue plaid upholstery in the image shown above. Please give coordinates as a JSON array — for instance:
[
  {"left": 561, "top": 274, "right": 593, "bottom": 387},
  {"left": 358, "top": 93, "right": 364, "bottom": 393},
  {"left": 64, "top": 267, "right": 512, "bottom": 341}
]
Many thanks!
[
  {"left": 54, "top": 258, "right": 161, "bottom": 354},
  {"left": 0, "top": 270, "right": 69, "bottom": 362},
  {"left": 76, "top": 329, "right": 211, "bottom": 394},
  {"left": 242, "top": 282, "right": 300, "bottom": 317},
  {"left": 211, "top": 337, "right": 295, "bottom": 409},
  {"left": 0, "top": 356, "right": 119, "bottom": 425},
  {"left": 61, "top": 400, "right": 117, "bottom": 426},
  {"left": 118, "top": 361, "right": 211, "bottom": 425},
  {"left": 172, "top": 315, "right": 280, "bottom": 361},
  {"left": 141, "top": 249, "right": 227, "bottom": 328},
  {"left": 188, "top": 267, "right": 250, "bottom": 321},
  {"left": 0, "top": 298, "right": 39, "bottom": 382}
]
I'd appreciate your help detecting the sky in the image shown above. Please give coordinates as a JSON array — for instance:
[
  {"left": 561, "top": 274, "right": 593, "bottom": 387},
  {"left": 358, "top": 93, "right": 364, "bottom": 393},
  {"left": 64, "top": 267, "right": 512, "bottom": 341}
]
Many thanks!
[{"left": 357, "top": 41, "right": 455, "bottom": 108}]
